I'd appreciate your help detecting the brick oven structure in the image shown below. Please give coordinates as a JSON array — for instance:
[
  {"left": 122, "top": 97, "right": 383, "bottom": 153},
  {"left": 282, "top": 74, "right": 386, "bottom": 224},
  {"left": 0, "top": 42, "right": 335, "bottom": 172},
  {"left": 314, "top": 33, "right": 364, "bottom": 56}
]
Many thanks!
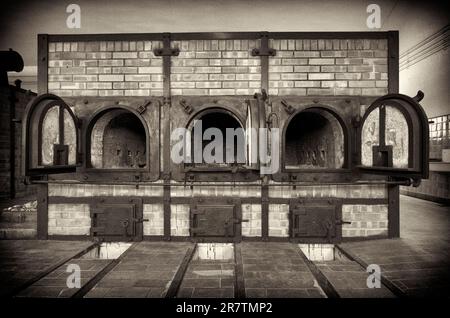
[{"left": 23, "top": 32, "right": 429, "bottom": 242}]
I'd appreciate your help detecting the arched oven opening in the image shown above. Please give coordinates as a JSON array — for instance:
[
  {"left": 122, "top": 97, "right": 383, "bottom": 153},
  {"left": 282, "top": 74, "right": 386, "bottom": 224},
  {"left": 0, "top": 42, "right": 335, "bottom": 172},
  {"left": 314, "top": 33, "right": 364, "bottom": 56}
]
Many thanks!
[
  {"left": 89, "top": 109, "right": 147, "bottom": 169},
  {"left": 186, "top": 108, "right": 246, "bottom": 168},
  {"left": 285, "top": 108, "right": 345, "bottom": 169}
]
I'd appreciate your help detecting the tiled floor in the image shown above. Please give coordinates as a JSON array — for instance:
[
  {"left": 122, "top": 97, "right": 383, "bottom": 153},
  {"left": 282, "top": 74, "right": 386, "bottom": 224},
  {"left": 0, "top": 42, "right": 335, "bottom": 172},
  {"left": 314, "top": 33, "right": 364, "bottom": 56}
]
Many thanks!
[
  {"left": 339, "top": 195, "right": 450, "bottom": 297},
  {"left": 85, "top": 242, "right": 193, "bottom": 298},
  {"left": 0, "top": 240, "right": 92, "bottom": 297},
  {"left": 240, "top": 242, "right": 326, "bottom": 298},
  {"left": 177, "top": 259, "right": 235, "bottom": 298},
  {"left": 0, "top": 195, "right": 448, "bottom": 298},
  {"left": 314, "top": 258, "right": 395, "bottom": 298},
  {"left": 16, "top": 258, "right": 111, "bottom": 297}
]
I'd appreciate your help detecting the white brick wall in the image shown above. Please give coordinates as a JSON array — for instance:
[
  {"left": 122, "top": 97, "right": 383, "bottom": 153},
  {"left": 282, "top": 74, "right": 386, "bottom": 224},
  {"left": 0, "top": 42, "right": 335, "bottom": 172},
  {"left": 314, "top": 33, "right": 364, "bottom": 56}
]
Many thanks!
[
  {"left": 268, "top": 204, "right": 289, "bottom": 237},
  {"left": 268, "top": 183, "right": 387, "bottom": 199},
  {"left": 268, "top": 39, "right": 388, "bottom": 96},
  {"left": 48, "top": 204, "right": 90, "bottom": 235},
  {"left": 48, "top": 40, "right": 163, "bottom": 97},
  {"left": 143, "top": 204, "right": 164, "bottom": 235},
  {"left": 170, "top": 204, "right": 190, "bottom": 236},
  {"left": 170, "top": 182, "right": 261, "bottom": 197},
  {"left": 342, "top": 204, "right": 388, "bottom": 237},
  {"left": 241, "top": 204, "right": 262, "bottom": 237},
  {"left": 170, "top": 40, "right": 261, "bottom": 95},
  {"left": 48, "top": 183, "right": 163, "bottom": 197}
]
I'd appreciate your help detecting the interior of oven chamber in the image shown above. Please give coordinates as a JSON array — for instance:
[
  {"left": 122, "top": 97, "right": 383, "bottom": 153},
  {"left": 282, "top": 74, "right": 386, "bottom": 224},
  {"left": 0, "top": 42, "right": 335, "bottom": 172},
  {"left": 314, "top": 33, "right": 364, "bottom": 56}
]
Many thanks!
[
  {"left": 285, "top": 108, "right": 345, "bottom": 169},
  {"left": 89, "top": 109, "right": 147, "bottom": 169},
  {"left": 187, "top": 109, "right": 246, "bottom": 167}
]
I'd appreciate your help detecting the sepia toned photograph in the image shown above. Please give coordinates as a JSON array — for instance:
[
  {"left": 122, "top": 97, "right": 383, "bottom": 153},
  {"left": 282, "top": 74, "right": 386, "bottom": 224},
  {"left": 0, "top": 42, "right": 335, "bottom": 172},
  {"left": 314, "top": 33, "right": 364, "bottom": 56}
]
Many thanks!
[{"left": 0, "top": 0, "right": 448, "bottom": 310}]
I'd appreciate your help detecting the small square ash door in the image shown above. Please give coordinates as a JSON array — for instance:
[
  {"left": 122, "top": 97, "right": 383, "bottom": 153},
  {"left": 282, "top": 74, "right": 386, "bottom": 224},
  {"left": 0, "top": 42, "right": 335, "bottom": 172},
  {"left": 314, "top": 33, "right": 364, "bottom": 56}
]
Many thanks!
[
  {"left": 191, "top": 204, "right": 236, "bottom": 237},
  {"left": 290, "top": 200, "right": 341, "bottom": 241},
  {"left": 91, "top": 203, "right": 138, "bottom": 241}
]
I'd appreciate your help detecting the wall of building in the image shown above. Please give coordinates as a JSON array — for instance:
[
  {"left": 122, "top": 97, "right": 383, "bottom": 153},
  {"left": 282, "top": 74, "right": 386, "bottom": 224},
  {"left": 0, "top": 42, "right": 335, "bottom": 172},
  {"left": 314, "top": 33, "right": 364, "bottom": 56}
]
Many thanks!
[
  {"left": 0, "top": 85, "right": 37, "bottom": 200},
  {"left": 48, "top": 41, "right": 164, "bottom": 97},
  {"left": 45, "top": 37, "right": 388, "bottom": 97},
  {"left": 0, "top": 87, "right": 11, "bottom": 198}
]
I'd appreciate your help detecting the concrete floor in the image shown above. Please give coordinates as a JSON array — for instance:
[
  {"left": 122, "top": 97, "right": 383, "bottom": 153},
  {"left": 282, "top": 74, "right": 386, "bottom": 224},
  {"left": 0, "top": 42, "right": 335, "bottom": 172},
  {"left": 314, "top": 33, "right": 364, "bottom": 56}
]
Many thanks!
[
  {"left": 399, "top": 195, "right": 450, "bottom": 244},
  {"left": 0, "top": 195, "right": 448, "bottom": 298},
  {"left": 339, "top": 195, "right": 450, "bottom": 297}
]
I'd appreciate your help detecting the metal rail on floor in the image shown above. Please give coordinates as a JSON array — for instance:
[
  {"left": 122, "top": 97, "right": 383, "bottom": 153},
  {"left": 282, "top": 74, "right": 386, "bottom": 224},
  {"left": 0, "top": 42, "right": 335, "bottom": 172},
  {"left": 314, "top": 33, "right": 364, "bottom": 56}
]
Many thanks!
[
  {"left": 9, "top": 242, "right": 99, "bottom": 298},
  {"left": 234, "top": 243, "right": 246, "bottom": 298},
  {"left": 71, "top": 243, "right": 139, "bottom": 298},
  {"left": 71, "top": 242, "right": 140, "bottom": 298},
  {"left": 165, "top": 243, "right": 197, "bottom": 298},
  {"left": 295, "top": 247, "right": 340, "bottom": 298}
]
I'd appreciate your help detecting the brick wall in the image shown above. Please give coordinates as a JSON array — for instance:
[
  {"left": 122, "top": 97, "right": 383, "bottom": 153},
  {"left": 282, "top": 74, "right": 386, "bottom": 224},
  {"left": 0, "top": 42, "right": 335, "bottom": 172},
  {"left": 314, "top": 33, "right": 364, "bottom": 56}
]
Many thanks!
[
  {"left": 267, "top": 184, "right": 388, "bottom": 238},
  {"left": 170, "top": 204, "right": 190, "bottom": 236},
  {"left": 241, "top": 204, "right": 262, "bottom": 237},
  {"left": 268, "top": 184, "right": 387, "bottom": 199},
  {"left": 342, "top": 204, "right": 388, "bottom": 237},
  {"left": 170, "top": 40, "right": 261, "bottom": 95},
  {"left": 46, "top": 183, "right": 390, "bottom": 238},
  {"left": 268, "top": 39, "right": 388, "bottom": 96},
  {"left": 47, "top": 37, "right": 388, "bottom": 97},
  {"left": 48, "top": 41, "right": 163, "bottom": 97},
  {"left": 143, "top": 204, "right": 164, "bottom": 235},
  {"left": 48, "top": 183, "right": 163, "bottom": 197},
  {"left": 48, "top": 203, "right": 90, "bottom": 235},
  {"left": 171, "top": 182, "right": 261, "bottom": 197},
  {"left": 0, "top": 88, "right": 10, "bottom": 198},
  {"left": 268, "top": 204, "right": 290, "bottom": 237},
  {"left": 0, "top": 86, "right": 36, "bottom": 200}
]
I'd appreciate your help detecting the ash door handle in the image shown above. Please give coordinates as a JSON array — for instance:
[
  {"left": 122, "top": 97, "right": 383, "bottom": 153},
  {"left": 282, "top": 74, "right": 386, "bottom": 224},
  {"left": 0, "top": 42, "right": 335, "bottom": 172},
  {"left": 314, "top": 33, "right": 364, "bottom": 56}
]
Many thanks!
[
  {"left": 335, "top": 220, "right": 351, "bottom": 225},
  {"left": 132, "top": 218, "right": 149, "bottom": 223},
  {"left": 233, "top": 218, "right": 249, "bottom": 224}
]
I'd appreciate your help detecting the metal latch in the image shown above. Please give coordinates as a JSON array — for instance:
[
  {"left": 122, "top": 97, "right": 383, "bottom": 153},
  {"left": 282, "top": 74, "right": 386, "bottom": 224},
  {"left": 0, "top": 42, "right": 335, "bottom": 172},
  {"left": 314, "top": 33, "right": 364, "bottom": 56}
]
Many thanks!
[
  {"left": 335, "top": 220, "right": 351, "bottom": 226},
  {"left": 121, "top": 218, "right": 130, "bottom": 237},
  {"left": 225, "top": 218, "right": 249, "bottom": 225},
  {"left": 132, "top": 218, "right": 149, "bottom": 223}
]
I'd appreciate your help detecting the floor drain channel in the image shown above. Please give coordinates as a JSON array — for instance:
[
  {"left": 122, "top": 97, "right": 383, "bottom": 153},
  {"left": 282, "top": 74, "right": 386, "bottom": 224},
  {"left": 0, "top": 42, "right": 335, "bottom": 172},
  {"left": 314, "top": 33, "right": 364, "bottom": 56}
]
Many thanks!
[
  {"left": 193, "top": 243, "right": 234, "bottom": 261},
  {"left": 80, "top": 242, "right": 133, "bottom": 260},
  {"left": 72, "top": 242, "right": 137, "bottom": 298},
  {"left": 165, "top": 243, "right": 197, "bottom": 298},
  {"left": 299, "top": 243, "right": 347, "bottom": 262},
  {"left": 296, "top": 244, "right": 340, "bottom": 298}
]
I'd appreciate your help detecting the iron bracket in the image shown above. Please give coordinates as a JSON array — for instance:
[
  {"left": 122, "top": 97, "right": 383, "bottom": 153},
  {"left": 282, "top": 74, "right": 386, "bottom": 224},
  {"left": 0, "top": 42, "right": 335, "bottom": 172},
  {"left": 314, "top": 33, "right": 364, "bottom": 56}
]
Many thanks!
[
  {"left": 281, "top": 99, "right": 295, "bottom": 114},
  {"left": 251, "top": 33, "right": 276, "bottom": 56},
  {"left": 137, "top": 100, "right": 151, "bottom": 114},
  {"left": 154, "top": 47, "right": 180, "bottom": 56},
  {"left": 179, "top": 99, "right": 193, "bottom": 114}
]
